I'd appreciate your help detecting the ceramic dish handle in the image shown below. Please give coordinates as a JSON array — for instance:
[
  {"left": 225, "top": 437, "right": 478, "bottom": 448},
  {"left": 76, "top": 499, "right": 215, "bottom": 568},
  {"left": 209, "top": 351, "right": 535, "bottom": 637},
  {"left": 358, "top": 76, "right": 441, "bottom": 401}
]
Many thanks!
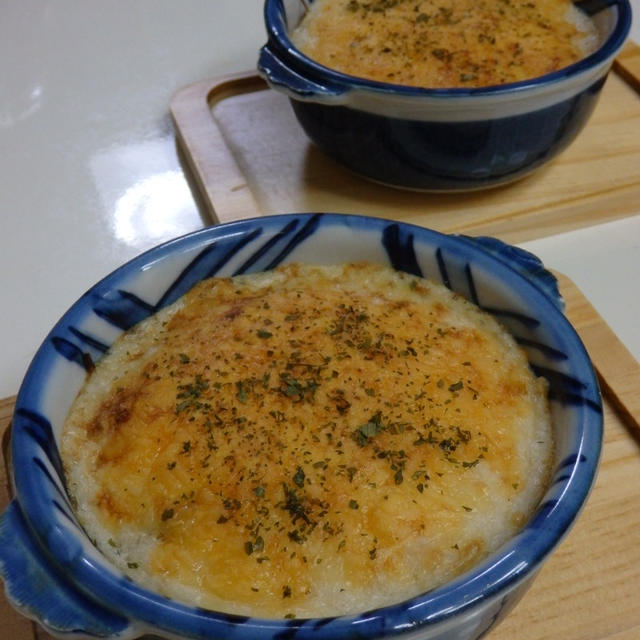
[
  {"left": 258, "top": 45, "right": 348, "bottom": 101},
  {"left": 0, "top": 501, "right": 134, "bottom": 639},
  {"left": 465, "top": 236, "right": 564, "bottom": 311}
]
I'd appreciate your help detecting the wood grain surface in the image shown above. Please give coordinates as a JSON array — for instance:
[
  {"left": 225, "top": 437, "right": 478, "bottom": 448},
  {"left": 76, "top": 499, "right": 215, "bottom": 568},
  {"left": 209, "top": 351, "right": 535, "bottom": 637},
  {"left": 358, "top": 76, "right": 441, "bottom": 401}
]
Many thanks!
[
  {"left": 171, "top": 42, "right": 640, "bottom": 245},
  {"left": 615, "top": 38, "right": 640, "bottom": 92},
  {"left": 1, "top": 275, "right": 639, "bottom": 639}
]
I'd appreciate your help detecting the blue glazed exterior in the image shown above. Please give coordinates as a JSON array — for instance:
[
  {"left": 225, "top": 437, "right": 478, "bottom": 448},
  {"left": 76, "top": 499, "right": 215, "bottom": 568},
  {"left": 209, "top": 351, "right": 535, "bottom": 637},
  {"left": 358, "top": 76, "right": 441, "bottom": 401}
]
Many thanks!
[
  {"left": 1, "top": 214, "right": 602, "bottom": 639},
  {"left": 258, "top": 0, "right": 632, "bottom": 190},
  {"left": 288, "top": 78, "right": 605, "bottom": 190}
]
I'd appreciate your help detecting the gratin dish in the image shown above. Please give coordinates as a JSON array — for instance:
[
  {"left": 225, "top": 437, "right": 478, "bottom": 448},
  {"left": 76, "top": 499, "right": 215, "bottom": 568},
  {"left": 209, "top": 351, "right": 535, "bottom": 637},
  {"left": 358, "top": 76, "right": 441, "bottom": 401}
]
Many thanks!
[
  {"left": 258, "top": 0, "right": 631, "bottom": 191},
  {"left": 0, "top": 213, "right": 602, "bottom": 639}
]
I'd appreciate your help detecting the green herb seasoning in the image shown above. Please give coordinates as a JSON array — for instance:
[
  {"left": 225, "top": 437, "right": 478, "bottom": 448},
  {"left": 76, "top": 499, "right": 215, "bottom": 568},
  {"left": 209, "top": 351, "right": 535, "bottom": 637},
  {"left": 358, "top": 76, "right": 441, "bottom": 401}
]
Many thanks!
[
  {"left": 62, "top": 262, "right": 552, "bottom": 619},
  {"left": 290, "top": 0, "right": 598, "bottom": 88}
]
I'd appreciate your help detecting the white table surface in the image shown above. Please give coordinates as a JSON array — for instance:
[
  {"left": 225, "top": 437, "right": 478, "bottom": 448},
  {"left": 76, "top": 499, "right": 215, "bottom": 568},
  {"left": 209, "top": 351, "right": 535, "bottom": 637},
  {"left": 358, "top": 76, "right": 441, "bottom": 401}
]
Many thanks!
[{"left": 1, "top": 1, "right": 639, "bottom": 400}]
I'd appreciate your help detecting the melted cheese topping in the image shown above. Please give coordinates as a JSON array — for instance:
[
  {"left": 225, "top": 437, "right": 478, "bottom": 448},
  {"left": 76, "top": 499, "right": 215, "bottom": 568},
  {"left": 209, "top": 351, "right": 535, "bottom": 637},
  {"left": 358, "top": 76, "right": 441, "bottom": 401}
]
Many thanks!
[
  {"left": 62, "top": 263, "right": 552, "bottom": 618},
  {"left": 290, "top": 0, "right": 598, "bottom": 88}
]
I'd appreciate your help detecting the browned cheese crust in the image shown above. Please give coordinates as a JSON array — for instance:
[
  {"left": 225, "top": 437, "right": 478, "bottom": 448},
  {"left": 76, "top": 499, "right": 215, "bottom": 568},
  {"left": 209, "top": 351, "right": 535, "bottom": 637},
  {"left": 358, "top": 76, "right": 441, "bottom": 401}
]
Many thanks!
[
  {"left": 62, "top": 262, "right": 552, "bottom": 618},
  {"left": 290, "top": 0, "right": 598, "bottom": 88}
]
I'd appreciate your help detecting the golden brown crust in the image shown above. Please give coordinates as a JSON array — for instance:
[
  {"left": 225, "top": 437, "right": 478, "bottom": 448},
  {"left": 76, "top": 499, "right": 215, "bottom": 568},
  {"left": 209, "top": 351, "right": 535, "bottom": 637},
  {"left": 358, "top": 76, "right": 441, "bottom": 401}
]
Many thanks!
[
  {"left": 62, "top": 263, "right": 552, "bottom": 618},
  {"left": 291, "top": 0, "right": 598, "bottom": 88}
]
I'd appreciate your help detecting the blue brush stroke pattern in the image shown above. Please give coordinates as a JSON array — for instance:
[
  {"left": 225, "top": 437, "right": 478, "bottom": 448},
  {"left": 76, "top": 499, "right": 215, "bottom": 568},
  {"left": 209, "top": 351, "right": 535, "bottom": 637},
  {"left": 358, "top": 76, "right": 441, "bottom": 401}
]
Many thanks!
[
  {"left": 382, "top": 223, "right": 422, "bottom": 276},
  {"left": 51, "top": 215, "right": 599, "bottom": 412},
  {"left": 17, "top": 408, "right": 65, "bottom": 480}
]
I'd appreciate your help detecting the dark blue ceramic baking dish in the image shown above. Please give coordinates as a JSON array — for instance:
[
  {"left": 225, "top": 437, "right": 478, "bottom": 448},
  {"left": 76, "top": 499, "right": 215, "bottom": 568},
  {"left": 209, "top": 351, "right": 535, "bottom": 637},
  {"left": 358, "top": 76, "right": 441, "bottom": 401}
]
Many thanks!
[{"left": 258, "top": 0, "right": 631, "bottom": 191}]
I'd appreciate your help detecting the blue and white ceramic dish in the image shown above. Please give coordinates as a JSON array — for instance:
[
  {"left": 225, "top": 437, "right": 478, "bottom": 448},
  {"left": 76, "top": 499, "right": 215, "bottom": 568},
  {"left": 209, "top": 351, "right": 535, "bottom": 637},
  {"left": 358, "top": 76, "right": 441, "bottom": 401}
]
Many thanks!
[
  {"left": 258, "top": 0, "right": 631, "bottom": 191},
  {"left": 0, "top": 213, "right": 602, "bottom": 639}
]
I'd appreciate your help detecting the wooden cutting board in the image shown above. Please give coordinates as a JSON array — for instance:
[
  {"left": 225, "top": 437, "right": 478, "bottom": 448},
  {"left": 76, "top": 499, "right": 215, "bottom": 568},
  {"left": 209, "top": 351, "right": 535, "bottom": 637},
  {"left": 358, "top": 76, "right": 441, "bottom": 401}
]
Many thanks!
[
  {"left": 170, "top": 42, "right": 640, "bottom": 245},
  {"left": 1, "top": 274, "right": 639, "bottom": 640}
]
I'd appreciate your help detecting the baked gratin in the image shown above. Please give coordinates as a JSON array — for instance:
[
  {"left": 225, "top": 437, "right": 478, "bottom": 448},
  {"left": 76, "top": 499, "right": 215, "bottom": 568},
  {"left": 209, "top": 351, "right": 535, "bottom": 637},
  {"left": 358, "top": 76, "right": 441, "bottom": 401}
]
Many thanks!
[
  {"left": 290, "top": 0, "right": 598, "bottom": 88},
  {"left": 61, "top": 262, "right": 553, "bottom": 618}
]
